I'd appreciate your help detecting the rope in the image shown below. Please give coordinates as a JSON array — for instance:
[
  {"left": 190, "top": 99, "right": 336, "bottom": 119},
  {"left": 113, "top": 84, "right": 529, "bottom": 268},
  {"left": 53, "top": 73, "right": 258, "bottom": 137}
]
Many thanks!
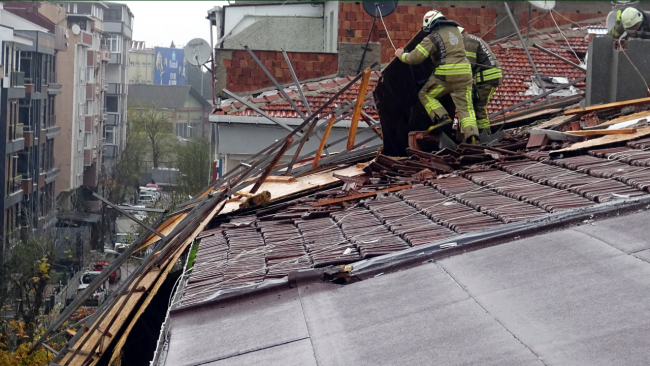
[
  {"left": 377, "top": 5, "right": 397, "bottom": 51},
  {"left": 549, "top": 10, "right": 581, "bottom": 60},
  {"left": 616, "top": 34, "right": 650, "bottom": 94}
]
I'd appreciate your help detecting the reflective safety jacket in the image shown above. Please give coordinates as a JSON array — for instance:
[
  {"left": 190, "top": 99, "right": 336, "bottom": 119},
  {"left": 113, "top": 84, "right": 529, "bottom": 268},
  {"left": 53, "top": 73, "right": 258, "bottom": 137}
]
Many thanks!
[
  {"left": 610, "top": 9, "right": 650, "bottom": 39},
  {"left": 462, "top": 33, "right": 503, "bottom": 85},
  {"left": 399, "top": 25, "right": 471, "bottom": 82}
]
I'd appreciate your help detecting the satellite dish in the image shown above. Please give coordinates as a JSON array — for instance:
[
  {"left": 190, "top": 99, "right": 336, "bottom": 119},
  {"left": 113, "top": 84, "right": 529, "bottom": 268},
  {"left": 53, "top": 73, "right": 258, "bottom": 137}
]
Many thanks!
[
  {"left": 362, "top": 1, "right": 398, "bottom": 18},
  {"left": 71, "top": 24, "right": 81, "bottom": 35},
  {"left": 184, "top": 38, "right": 211, "bottom": 66},
  {"left": 528, "top": 0, "right": 556, "bottom": 10},
  {"left": 606, "top": 10, "right": 618, "bottom": 31}
]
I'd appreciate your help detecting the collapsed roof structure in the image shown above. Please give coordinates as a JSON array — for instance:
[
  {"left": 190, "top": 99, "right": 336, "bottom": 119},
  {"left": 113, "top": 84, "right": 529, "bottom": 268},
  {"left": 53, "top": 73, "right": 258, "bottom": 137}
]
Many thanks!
[{"left": 38, "top": 5, "right": 650, "bottom": 366}]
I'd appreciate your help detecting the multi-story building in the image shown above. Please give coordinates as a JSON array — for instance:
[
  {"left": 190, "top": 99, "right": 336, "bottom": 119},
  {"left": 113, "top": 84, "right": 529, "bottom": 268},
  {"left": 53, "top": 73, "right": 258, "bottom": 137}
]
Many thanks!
[
  {"left": 102, "top": 2, "right": 133, "bottom": 166},
  {"left": 0, "top": 3, "right": 63, "bottom": 251},
  {"left": 129, "top": 41, "right": 153, "bottom": 84},
  {"left": 42, "top": 2, "right": 110, "bottom": 212}
]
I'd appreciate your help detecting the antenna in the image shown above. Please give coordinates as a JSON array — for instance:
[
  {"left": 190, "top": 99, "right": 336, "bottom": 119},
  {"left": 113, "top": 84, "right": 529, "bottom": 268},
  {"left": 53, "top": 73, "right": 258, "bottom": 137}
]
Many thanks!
[
  {"left": 184, "top": 38, "right": 211, "bottom": 66},
  {"left": 528, "top": 0, "right": 556, "bottom": 11},
  {"left": 71, "top": 24, "right": 81, "bottom": 35}
]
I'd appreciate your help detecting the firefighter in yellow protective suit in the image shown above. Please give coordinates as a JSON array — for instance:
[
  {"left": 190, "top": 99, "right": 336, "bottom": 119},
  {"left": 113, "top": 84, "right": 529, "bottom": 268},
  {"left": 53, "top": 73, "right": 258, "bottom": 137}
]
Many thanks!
[
  {"left": 395, "top": 10, "right": 478, "bottom": 143},
  {"left": 609, "top": 7, "right": 650, "bottom": 39},
  {"left": 459, "top": 27, "right": 502, "bottom": 134}
]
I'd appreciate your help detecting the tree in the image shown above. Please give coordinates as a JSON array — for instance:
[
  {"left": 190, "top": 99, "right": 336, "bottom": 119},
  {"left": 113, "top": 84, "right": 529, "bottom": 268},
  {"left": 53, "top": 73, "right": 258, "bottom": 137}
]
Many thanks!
[
  {"left": 175, "top": 137, "right": 211, "bottom": 199},
  {"left": 0, "top": 236, "right": 55, "bottom": 344},
  {"left": 102, "top": 130, "right": 147, "bottom": 204},
  {"left": 128, "top": 104, "right": 175, "bottom": 169}
]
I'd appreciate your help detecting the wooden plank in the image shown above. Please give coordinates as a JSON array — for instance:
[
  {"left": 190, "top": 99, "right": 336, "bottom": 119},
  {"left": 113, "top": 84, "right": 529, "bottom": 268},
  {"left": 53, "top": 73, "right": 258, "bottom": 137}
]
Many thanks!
[
  {"left": 313, "top": 117, "right": 336, "bottom": 168},
  {"left": 250, "top": 137, "right": 294, "bottom": 194},
  {"left": 566, "top": 128, "right": 637, "bottom": 136},
  {"left": 220, "top": 164, "right": 366, "bottom": 214},
  {"left": 564, "top": 97, "right": 650, "bottom": 115},
  {"left": 108, "top": 201, "right": 223, "bottom": 366},
  {"left": 137, "top": 213, "right": 187, "bottom": 251},
  {"left": 595, "top": 110, "right": 650, "bottom": 127},
  {"left": 347, "top": 68, "right": 371, "bottom": 150},
  {"left": 313, "top": 184, "right": 412, "bottom": 207},
  {"left": 551, "top": 126, "right": 650, "bottom": 154},
  {"left": 264, "top": 176, "right": 296, "bottom": 183}
]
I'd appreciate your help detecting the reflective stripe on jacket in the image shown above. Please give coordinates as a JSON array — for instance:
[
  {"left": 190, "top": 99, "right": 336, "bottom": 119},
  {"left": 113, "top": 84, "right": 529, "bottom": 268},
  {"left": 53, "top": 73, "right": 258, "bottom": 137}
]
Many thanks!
[{"left": 399, "top": 25, "right": 471, "bottom": 81}]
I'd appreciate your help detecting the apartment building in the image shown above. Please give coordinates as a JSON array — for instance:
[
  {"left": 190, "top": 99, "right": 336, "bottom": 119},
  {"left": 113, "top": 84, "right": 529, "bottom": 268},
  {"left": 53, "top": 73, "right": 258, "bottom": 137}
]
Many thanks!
[
  {"left": 129, "top": 41, "right": 153, "bottom": 84},
  {"left": 103, "top": 2, "right": 133, "bottom": 166},
  {"left": 38, "top": 2, "right": 108, "bottom": 212},
  {"left": 0, "top": 3, "right": 62, "bottom": 251}
]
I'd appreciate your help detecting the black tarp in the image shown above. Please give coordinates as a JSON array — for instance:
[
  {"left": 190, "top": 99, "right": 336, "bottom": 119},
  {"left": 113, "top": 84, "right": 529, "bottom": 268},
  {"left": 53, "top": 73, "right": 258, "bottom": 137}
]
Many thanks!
[{"left": 375, "top": 30, "right": 456, "bottom": 156}]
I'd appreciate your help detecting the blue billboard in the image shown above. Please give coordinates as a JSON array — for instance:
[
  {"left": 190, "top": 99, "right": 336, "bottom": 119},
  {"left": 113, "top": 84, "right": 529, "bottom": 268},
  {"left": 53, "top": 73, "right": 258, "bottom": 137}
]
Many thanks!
[{"left": 154, "top": 47, "right": 187, "bottom": 85}]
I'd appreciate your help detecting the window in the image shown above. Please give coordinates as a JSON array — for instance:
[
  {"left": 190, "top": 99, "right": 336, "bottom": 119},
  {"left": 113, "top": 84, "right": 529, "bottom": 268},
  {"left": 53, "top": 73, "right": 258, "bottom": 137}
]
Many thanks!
[
  {"left": 176, "top": 122, "right": 189, "bottom": 139},
  {"left": 107, "top": 35, "right": 121, "bottom": 53},
  {"left": 104, "top": 126, "right": 116, "bottom": 144},
  {"left": 84, "top": 133, "right": 92, "bottom": 149},
  {"left": 86, "top": 67, "right": 95, "bottom": 83},
  {"left": 105, "top": 96, "right": 118, "bottom": 112}
]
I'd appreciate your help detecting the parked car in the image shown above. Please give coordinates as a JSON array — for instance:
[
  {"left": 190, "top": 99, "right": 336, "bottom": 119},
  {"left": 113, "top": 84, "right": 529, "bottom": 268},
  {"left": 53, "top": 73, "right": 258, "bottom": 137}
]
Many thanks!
[
  {"left": 140, "top": 186, "right": 161, "bottom": 200},
  {"left": 137, "top": 194, "right": 155, "bottom": 207},
  {"left": 78, "top": 271, "right": 109, "bottom": 306},
  {"left": 115, "top": 232, "right": 129, "bottom": 253},
  {"left": 146, "top": 183, "right": 162, "bottom": 192},
  {"left": 93, "top": 261, "right": 122, "bottom": 284}
]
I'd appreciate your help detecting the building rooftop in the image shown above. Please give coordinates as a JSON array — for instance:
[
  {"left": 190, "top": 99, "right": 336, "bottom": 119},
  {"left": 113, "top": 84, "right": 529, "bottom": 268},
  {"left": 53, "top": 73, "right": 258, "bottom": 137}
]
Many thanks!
[
  {"left": 161, "top": 208, "right": 650, "bottom": 366},
  {"left": 129, "top": 84, "right": 211, "bottom": 109}
]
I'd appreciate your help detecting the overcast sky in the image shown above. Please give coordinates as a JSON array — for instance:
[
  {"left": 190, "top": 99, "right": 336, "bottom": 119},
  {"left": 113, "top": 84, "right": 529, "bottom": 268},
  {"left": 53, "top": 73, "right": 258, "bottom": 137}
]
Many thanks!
[{"left": 122, "top": 1, "right": 227, "bottom": 48}]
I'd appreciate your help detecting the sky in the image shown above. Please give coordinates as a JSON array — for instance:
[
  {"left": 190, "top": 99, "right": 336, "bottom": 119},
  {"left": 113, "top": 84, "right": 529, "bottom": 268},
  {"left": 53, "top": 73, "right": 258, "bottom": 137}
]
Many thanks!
[{"left": 122, "top": 1, "right": 227, "bottom": 48}]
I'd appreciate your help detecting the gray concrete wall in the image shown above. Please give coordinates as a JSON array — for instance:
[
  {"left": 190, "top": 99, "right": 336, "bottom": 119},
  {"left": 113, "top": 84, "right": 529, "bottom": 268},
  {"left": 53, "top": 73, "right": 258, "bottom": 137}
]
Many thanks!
[
  {"left": 586, "top": 36, "right": 614, "bottom": 106},
  {"left": 337, "top": 42, "right": 381, "bottom": 77},
  {"left": 586, "top": 37, "right": 650, "bottom": 106},
  {"left": 223, "top": 17, "right": 324, "bottom": 52}
]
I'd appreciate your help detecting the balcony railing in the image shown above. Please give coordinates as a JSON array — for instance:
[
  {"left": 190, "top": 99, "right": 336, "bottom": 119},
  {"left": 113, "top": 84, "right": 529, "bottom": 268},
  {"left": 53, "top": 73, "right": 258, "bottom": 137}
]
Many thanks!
[
  {"left": 11, "top": 71, "right": 24, "bottom": 88},
  {"left": 48, "top": 72, "right": 57, "bottom": 85},
  {"left": 7, "top": 175, "right": 22, "bottom": 196},
  {"left": 8, "top": 123, "right": 23, "bottom": 141}
]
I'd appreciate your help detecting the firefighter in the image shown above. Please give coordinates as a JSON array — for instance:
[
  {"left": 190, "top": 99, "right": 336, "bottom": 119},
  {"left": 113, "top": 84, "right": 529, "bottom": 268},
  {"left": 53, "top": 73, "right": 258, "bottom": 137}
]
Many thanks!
[
  {"left": 459, "top": 27, "right": 502, "bottom": 134},
  {"left": 609, "top": 7, "right": 650, "bottom": 39},
  {"left": 394, "top": 10, "right": 478, "bottom": 143}
]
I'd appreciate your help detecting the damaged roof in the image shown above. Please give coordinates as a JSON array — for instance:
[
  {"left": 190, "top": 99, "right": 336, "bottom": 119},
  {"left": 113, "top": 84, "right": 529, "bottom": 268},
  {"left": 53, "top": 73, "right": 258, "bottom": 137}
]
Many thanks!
[{"left": 160, "top": 208, "right": 650, "bottom": 366}]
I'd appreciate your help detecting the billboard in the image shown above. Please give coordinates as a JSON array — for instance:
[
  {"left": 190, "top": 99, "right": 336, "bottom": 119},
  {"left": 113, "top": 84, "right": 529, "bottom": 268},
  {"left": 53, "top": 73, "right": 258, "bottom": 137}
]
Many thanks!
[{"left": 154, "top": 47, "right": 187, "bottom": 85}]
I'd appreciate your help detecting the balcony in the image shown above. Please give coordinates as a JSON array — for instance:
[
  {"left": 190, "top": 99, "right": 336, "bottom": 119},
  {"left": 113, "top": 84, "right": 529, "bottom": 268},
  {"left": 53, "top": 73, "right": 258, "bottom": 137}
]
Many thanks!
[
  {"left": 9, "top": 72, "right": 25, "bottom": 99},
  {"left": 46, "top": 125, "right": 61, "bottom": 140},
  {"left": 109, "top": 53, "right": 122, "bottom": 65},
  {"left": 5, "top": 175, "right": 23, "bottom": 208},
  {"left": 21, "top": 176, "right": 33, "bottom": 195},
  {"left": 48, "top": 73, "right": 62, "bottom": 94},
  {"left": 23, "top": 126, "right": 34, "bottom": 148},
  {"left": 106, "top": 83, "right": 122, "bottom": 95},
  {"left": 45, "top": 167, "right": 60, "bottom": 184},
  {"left": 7, "top": 124, "right": 24, "bottom": 154}
]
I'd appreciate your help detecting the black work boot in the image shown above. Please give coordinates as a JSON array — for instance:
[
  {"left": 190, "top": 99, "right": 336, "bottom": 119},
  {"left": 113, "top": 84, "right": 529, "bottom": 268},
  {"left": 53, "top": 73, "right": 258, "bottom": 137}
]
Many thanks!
[{"left": 428, "top": 114, "right": 453, "bottom": 134}]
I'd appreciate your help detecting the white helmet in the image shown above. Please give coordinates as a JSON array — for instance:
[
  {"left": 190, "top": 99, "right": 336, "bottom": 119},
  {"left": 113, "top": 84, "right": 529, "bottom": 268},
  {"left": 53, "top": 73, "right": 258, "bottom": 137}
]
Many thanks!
[
  {"left": 457, "top": 26, "right": 465, "bottom": 34},
  {"left": 423, "top": 10, "right": 445, "bottom": 27},
  {"left": 622, "top": 7, "right": 643, "bottom": 29}
]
